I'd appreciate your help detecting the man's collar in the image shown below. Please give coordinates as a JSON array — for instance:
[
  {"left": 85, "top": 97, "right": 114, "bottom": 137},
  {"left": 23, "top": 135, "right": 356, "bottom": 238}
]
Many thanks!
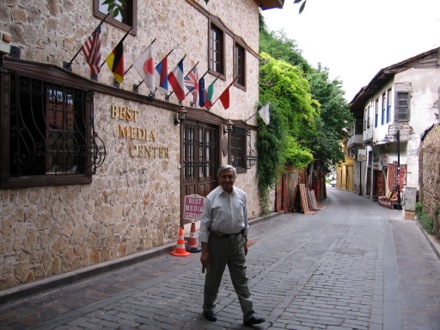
[{"left": 219, "top": 186, "right": 234, "bottom": 195}]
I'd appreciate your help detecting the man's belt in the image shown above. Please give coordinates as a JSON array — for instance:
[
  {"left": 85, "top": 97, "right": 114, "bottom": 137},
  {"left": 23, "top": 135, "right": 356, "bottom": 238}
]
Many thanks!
[{"left": 210, "top": 229, "right": 244, "bottom": 238}]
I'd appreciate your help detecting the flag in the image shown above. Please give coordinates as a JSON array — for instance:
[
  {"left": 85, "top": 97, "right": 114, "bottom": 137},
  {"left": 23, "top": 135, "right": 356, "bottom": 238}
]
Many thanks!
[
  {"left": 219, "top": 85, "right": 231, "bottom": 110},
  {"left": 155, "top": 56, "right": 169, "bottom": 95},
  {"left": 258, "top": 103, "right": 270, "bottom": 125},
  {"left": 168, "top": 59, "right": 186, "bottom": 101},
  {"left": 204, "top": 80, "right": 215, "bottom": 108},
  {"left": 82, "top": 26, "right": 101, "bottom": 76},
  {"left": 133, "top": 45, "right": 155, "bottom": 91},
  {"left": 184, "top": 65, "right": 199, "bottom": 105},
  {"left": 105, "top": 40, "right": 124, "bottom": 83},
  {"left": 199, "top": 76, "right": 205, "bottom": 107}
]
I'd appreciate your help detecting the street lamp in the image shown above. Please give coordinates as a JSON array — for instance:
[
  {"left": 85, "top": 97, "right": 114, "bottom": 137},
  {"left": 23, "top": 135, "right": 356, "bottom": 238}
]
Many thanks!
[{"left": 395, "top": 130, "right": 402, "bottom": 210}]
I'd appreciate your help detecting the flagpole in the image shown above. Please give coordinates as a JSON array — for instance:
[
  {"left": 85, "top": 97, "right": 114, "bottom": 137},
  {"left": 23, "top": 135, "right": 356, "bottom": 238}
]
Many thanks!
[
  {"left": 134, "top": 48, "right": 175, "bottom": 92},
  {"left": 244, "top": 111, "right": 259, "bottom": 122},
  {"left": 207, "top": 75, "right": 237, "bottom": 110},
  {"left": 199, "top": 70, "right": 209, "bottom": 80},
  {"left": 167, "top": 54, "right": 187, "bottom": 98},
  {"left": 125, "top": 38, "right": 157, "bottom": 76},
  {"left": 100, "top": 27, "right": 132, "bottom": 68},
  {"left": 64, "top": 13, "right": 109, "bottom": 70},
  {"left": 149, "top": 48, "right": 175, "bottom": 95},
  {"left": 245, "top": 102, "right": 269, "bottom": 122}
]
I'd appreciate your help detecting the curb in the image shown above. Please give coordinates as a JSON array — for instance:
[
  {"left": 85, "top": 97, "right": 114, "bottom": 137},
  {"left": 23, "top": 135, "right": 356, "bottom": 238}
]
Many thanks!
[
  {"left": 414, "top": 216, "right": 440, "bottom": 260},
  {"left": 0, "top": 212, "right": 283, "bottom": 306},
  {"left": 0, "top": 242, "right": 175, "bottom": 306}
]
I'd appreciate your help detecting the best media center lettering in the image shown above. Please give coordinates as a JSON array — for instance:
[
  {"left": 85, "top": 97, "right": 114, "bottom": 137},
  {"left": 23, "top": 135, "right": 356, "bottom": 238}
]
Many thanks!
[{"left": 111, "top": 104, "right": 170, "bottom": 159}]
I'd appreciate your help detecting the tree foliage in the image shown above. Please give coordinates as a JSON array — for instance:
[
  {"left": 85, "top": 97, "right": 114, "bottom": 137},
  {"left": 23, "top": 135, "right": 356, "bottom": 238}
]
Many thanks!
[
  {"left": 257, "top": 53, "right": 316, "bottom": 189},
  {"left": 257, "top": 15, "right": 354, "bottom": 190},
  {"left": 306, "top": 66, "right": 354, "bottom": 171}
]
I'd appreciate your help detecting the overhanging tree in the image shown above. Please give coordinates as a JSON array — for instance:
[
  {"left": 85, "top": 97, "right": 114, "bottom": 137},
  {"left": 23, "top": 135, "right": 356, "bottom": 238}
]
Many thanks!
[{"left": 257, "top": 52, "right": 317, "bottom": 192}]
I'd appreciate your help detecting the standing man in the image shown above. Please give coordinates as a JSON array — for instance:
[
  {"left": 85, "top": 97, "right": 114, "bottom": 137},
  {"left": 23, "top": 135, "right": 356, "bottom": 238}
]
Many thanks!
[{"left": 199, "top": 164, "right": 265, "bottom": 326}]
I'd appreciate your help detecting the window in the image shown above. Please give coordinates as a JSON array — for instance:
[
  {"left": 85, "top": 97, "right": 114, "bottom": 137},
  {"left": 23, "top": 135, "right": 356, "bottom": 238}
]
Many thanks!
[
  {"left": 234, "top": 42, "right": 246, "bottom": 88},
  {"left": 94, "top": 0, "right": 137, "bottom": 35},
  {"left": 209, "top": 23, "right": 225, "bottom": 75},
  {"left": 355, "top": 118, "right": 363, "bottom": 135},
  {"left": 230, "top": 127, "right": 248, "bottom": 171},
  {"left": 396, "top": 91, "right": 410, "bottom": 121},
  {"left": 381, "top": 93, "right": 386, "bottom": 125},
  {"left": 0, "top": 69, "right": 103, "bottom": 189},
  {"left": 386, "top": 88, "right": 392, "bottom": 123},
  {"left": 367, "top": 106, "right": 371, "bottom": 128},
  {"left": 374, "top": 98, "right": 379, "bottom": 128},
  {"left": 363, "top": 107, "right": 368, "bottom": 131}
]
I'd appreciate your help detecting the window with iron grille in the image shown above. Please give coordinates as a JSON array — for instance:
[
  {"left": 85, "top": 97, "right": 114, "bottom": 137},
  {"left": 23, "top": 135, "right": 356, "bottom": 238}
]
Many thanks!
[
  {"left": 1, "top": 71, "right": 103, "bottom": 189},
  {"left": 230, "top": 127, "right": 248, "bottom": 171},
  {"left": 183, "top": 122, "right": 218, "bottom": 182},
  {"left": 234, "top": 42, "right": 246, "bottom": 88},
  {"left": 94, "top": 0, "right": 137, "bottom": 35},
  {"left": 209, "top": 23, "right": 225, "bottom": 75}
]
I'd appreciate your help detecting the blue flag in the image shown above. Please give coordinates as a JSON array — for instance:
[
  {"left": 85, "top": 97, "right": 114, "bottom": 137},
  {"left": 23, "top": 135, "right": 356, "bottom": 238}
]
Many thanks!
[{"left": 199, "top": 76, "right": 205, "bottom": 107}]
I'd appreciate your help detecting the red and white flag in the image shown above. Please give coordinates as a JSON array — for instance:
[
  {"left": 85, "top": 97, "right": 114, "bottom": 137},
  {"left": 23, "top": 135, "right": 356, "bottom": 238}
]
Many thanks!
[
  {"left": 168, "top": 59, "right": 185, "bottom": 101},
  {"left": 82, "top": 26, "right": 102, "bottom": 76},
  {"left": 133, "top": 45, "right": 155, "bottom": 91}
]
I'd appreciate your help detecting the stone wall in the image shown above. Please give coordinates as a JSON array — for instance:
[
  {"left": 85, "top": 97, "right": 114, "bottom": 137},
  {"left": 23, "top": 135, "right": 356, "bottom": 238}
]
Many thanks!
[
  {"left": 0, "top": 0, "right": 265, "bottom": 291},
  {"left": 419, "top": 124, "right": 440, "bottom": 237},
  {"left": 0, "top": 95, "right": 181, "bottom": 289}
]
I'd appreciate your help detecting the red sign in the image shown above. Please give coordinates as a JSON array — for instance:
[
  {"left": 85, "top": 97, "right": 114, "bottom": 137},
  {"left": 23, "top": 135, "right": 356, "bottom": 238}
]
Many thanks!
[{"left": 183, "top": 195, "right": 205, "bottom": 221}]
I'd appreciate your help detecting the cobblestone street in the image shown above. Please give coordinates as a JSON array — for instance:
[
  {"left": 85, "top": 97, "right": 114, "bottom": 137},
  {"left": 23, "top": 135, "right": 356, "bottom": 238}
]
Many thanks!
[{"left": 1, "top": 187, "right": 440, "bottom": 329}]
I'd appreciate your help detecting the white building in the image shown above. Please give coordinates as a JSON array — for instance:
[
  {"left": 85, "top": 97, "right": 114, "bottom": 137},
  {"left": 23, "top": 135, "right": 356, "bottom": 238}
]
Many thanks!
[{"left": 347, "top": 47, "right": 440, "bottom": 209}]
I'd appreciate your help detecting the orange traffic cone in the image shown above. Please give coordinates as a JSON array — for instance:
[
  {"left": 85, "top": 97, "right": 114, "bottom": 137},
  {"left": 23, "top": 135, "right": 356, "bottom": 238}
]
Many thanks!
[
  {"left": 170, "top": 227, "right": 191, "bottom": 257},
  {"left": 186, "top": 222, "right": 202, "bottom": 253}
]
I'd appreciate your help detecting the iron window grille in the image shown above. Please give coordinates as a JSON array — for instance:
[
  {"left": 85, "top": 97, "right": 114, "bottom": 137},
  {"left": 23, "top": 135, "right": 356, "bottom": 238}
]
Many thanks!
[
  {"left": 183, "top": 122, "right": 218, "bottom": 182},
  {"left": 1, "top": 69, "right": 106, "bottom": 189},
  {"left": 230, "top": 127, "right": 249, "bottom": 170}
]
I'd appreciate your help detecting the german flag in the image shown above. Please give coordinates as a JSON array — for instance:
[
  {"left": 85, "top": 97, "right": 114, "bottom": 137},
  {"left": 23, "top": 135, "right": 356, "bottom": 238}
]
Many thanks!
[{"left": 106, "top": 40, "right": 124, "bottom": 83}]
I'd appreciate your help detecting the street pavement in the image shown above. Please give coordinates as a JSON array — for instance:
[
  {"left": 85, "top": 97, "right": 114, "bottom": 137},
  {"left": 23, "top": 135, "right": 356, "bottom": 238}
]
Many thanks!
[{"left": 1, "top": 187, "right": 440, "bottom": 329}]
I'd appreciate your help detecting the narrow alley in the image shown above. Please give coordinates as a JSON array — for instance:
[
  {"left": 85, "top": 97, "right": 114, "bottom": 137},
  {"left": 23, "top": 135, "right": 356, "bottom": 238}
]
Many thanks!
[{"left": 1, "top": 187, "right": 439, "bottom": 329}]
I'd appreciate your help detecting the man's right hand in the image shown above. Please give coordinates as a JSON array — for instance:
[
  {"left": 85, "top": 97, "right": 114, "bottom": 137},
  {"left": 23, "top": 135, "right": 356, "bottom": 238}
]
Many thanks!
[{"left": 200, "top": 252, "right": 209, "bottom": 272}]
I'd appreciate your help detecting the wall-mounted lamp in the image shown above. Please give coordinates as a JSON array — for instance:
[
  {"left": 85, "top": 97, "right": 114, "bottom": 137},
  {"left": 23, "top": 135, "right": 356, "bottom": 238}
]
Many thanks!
[
  {"left": 174, "top": 107, "right": 187, "bottom": 125},
  {"left": 224, "top": 119, "right": 234, "bottom": 134}
]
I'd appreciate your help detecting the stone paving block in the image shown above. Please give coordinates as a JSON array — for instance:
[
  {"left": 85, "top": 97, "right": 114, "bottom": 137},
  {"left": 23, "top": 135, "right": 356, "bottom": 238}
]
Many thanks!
[{"left": 2, "top": 189, "right": 440, "bottom": 329}]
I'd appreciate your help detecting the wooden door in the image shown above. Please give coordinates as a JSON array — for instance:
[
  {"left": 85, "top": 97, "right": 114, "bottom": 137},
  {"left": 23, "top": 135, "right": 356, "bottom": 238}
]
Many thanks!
[{"left": 181, "top": 120, "right": 220, "bottom": 223}]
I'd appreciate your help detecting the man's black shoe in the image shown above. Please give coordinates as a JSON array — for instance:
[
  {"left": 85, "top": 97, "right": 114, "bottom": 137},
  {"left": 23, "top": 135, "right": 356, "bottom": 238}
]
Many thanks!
[
  {"left": 203, "top": 310, "right": 217, "bottom": 322},
  {"left": 243, "top": 315, "right": 265, "bottom": 326}
]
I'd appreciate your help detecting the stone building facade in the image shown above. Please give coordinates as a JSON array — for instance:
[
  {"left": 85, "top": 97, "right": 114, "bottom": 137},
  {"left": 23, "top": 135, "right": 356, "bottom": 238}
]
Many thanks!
[
  {"left": 419, "top": 124, "right": 440, "bottom": 237},
  {"left": 0, "top": 0, "right": 283, "bottom": 291}
]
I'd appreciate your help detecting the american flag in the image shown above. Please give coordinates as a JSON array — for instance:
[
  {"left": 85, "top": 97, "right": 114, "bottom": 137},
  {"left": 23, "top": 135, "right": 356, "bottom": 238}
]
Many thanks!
[
  {"left": 184, "top": 65, "right": 199, "bottom": 106},
  {"left": 82, "top": 26, "right": 101, "bottom": 76}
]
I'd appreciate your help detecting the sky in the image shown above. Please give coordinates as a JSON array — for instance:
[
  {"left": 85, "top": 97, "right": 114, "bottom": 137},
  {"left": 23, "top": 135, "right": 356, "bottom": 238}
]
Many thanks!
[{"left": 262, "top": 0, "right": 440, "bottom": 102}]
